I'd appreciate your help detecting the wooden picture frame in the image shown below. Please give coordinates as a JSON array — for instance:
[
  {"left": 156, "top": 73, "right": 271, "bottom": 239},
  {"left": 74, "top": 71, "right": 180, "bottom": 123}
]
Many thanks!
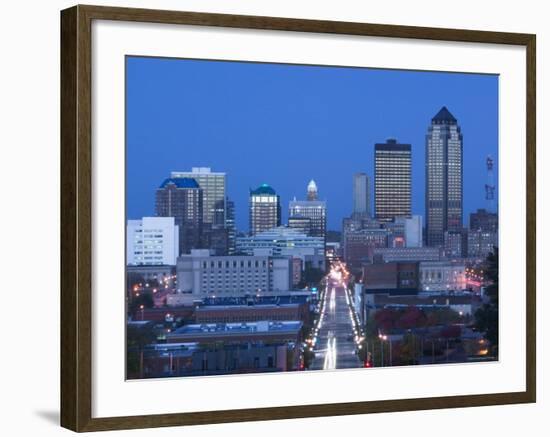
[{"left": 60, "top": 4, "right": 536, "bottom": 432}]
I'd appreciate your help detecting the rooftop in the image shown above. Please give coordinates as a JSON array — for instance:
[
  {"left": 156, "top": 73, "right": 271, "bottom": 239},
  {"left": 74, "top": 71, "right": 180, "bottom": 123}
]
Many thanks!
[
  {"left": 240, "top": 226, "right": 323, "bottom": 241},
  {"left": 432, "top": 106, "right": 457, "bottom": 124},
  {"left": 171, "top": 167, "right": 226, "bottom": 177},
  {"left": 196, "top": 303, "right": 300, "bottom": 311},
  {"left": 374, "top": 294, "right": 475, "bottom": 306},
  {"left": 250, "top": 183, "right": 277, "bottom": 195},
  {"left": 159, "top": 177, "right": 200, "bottom": 189},
  {"left": 171, "top": 320, "right": 303, "bottom": 336},
  {"left": 201, "top": 295, "right": 310, "bottom": 306}
]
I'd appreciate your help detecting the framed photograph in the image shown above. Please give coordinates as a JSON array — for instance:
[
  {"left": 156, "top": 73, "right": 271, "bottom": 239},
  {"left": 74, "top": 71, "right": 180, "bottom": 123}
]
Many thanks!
[{"left": 60, "top": 4, "right": 536, "bottom": 432}]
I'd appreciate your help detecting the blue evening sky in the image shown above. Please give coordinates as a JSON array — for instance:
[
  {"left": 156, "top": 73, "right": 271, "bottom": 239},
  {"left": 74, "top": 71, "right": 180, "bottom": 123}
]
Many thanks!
[{"left": 126, "top": 56, "right": 498, "bottom": 231}]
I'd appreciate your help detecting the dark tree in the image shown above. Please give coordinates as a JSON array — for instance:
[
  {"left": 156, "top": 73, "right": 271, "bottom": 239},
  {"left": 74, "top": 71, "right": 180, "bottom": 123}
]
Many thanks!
[
  {"left": 129, "top": 293, "right": 154, "bottom": 316},
  {"left": 126, "top": 322, "right": 156, "bottom": 378},
  {"left": 474, "top": 247, "right": 499, "bottom": 356},
  {"left": 297, "top": 267, "right": 325, "bottom": 289}
]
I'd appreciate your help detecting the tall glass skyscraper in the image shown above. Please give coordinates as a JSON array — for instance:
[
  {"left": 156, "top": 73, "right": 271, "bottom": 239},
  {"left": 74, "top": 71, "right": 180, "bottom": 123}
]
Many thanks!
[
  {"left": 171, "top": 167, "right": 226, "bottom": 226},
  {"left": 155, "top": 178, "right": 203, "bottom": 255},
  {"left": 352, "top": 173, "right": 371, "bottom": 217},
  {"left": 425, "top": 107, "right": 463, "bottom": 247},
  {"left": 374, "top": 138, "right": 412, "bottom": 222},
  {"left": 249, "top": 183, "right": 281, "bottom": 235}
]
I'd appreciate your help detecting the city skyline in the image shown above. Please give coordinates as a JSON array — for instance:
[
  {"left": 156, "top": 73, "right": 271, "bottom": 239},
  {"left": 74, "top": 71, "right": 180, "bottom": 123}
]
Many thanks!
[
  {"left": 126, "top": 57, "right": 498, "bottom": 231},
  {"left": 125, "top": 56, "right": 499, "bottom": 379}
]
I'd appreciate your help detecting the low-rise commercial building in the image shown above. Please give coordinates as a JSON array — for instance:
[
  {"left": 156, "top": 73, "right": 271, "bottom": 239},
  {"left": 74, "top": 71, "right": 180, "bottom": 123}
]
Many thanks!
[
  {"left": 194, "top": 303, "right": 310, "bottom": 324},
  {"left": 136, "top": 342, "right": 294, "bottom": 378},
  {"left": 236, "top": 226, "right": 325, "bottom": 270},
  {"left": 167, "top": 320, "right": 303, "bottom": 344},
  {"left": 363, "top": 262, "right": 419, "bottom": 290},
  {"left": 419, "top": 261, "right": 467, "bottom": 291},
  {"left": 371, "top": 246, "right": 442, "bottom": 263}
]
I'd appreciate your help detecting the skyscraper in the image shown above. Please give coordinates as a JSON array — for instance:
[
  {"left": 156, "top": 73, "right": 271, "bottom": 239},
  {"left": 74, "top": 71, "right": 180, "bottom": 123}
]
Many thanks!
[
  {"left": 353, "top": 173, "right": 371, "bottom": 217},
  {"left": 171, "top": 167, "right": 226, "bottom": 226},
  {"left": 307, "top": 179, "right": 318, "bottom": 201},
  {"left": 249, "top": 183, "right": 281, "bottom": 235},
  {"left": 289, "top": 181, "right": 327, "bottom": 241},
  {"left": 425, "top": 106, "right": 463, "bottom": 247},
  {"left": 374, "top": 138, "right": 412, "bottom": 222},
  {"left": 155, "top": 178, "right": 203, "bottom": 255},
  {"left": 225, "top": 197, "right": 236, "bottom": 254}
]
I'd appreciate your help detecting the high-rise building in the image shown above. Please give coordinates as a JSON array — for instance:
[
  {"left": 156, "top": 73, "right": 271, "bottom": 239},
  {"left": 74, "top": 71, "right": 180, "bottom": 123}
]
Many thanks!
[
  {"left": 225, "top": 197, "right": 236, "bottom": 254},
  {"left": 288, "top": 216, "right": 312, "bottom": 235},
  {"left": 444, "top": 229, "right": 467, "bottom": 258},
  {"left": 374, "top": 138, "right": 412, "bottom": 222},
  {"left": 249, "top": 183, "right": 281, "bottom": 235},
  {"left": 171, "top": 167, "right": 226, "bottom": 226},
  {"left": 353, "top": 173, "right": 371, "bottom": 217},
  {"left": 288, "top": 181, "right": 327, "bottom": 241},
  {"left": 467, "top": 229, "right": 498, "bottom": 259},
  {"left": 307, "top": 179, "right": 318, "bottom": 201},
  {"left": 425, "top": 107, "right": 463, "bottom": 246},
  {"left": 126, "top": 217, "right": 179, "bottom": 266},
  {"left": 155, "top": 178, "right": 203, "bottom": 255}
]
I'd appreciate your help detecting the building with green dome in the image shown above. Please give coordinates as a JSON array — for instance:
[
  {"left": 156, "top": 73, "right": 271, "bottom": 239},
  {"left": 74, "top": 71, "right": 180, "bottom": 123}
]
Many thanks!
[{"left": 249, "top": 183, "right": 281, "bottom": 235}]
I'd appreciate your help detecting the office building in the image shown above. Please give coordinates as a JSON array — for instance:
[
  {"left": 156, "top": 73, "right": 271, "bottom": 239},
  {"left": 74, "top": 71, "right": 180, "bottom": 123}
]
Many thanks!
[
  {"left": 371, "top": 246, "right": 441, "bottom": 263},
  {"left": 444, "top": 230, "right": 467, "bottom": 258},
  {"left": 167, "top": 321, "right": 303, "bottom": 345},
  {"left": 419, "top": 261, "right": 467, "bottom": 291},
  {"left": 171, "top": 167, "right": 226, "bottom": 226},
  {"left": 194, "top": 302, "right": 309, "bottom": 324},
  {"left": 155, "top": 178, "right": 203, "bottom": 254},
  {"left": 467, "top": 229, "right": 498, "bottom": 259},
  {"left": 174, "top": 250, "right": 292, "bottom": 300},
  {"left": 470, "top": 208, "right": 498, "bottom": 233},
  {"left": 353, "top": 173, "right": 371, "bottom": 217},
  {"left": 363, "top": 262, "right": 419, "bottom": 290},
  {"left": 288, "top": 215, "right": 312, "bottom": 235},
  {"left": 404, "top": 215, "right": 423, "bottom": 247},
  {"left": 136, "top": 342, "right": 298, "bottom": 378},
  {"left": 383, "top": 216, "right": 421, "bottom": 248},
  {"left": 225, "top": 197, "right": 236, "bottom": 254},
  {"left": 375, "top": 138, "right": 412, "bottom": 222},
  {"left": 236, "top": 226, "right": 325, "bottom": 270},
  {"left": 249, "top": 183, "right": 281, "bottom": 235},
  {"left": 288, "top": 181, "right": 327, "bottom": 240},
  {"left": 425, "top": 107, "right": 463, "bottom": 246},
  {"left": 127, "top": 217, "right": 179, "bottom": 266},
  {"left": 343, "top": 227, "right": 388, "bottom": 270}
]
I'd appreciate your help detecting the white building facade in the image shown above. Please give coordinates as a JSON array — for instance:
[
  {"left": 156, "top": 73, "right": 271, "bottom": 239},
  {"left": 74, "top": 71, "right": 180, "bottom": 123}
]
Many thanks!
[
  {"left": 174, "top": 250, "right": 292, "bottom": 302},
  {"left": 127, "top": 217, "right": 179, "bottom": 266}
]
